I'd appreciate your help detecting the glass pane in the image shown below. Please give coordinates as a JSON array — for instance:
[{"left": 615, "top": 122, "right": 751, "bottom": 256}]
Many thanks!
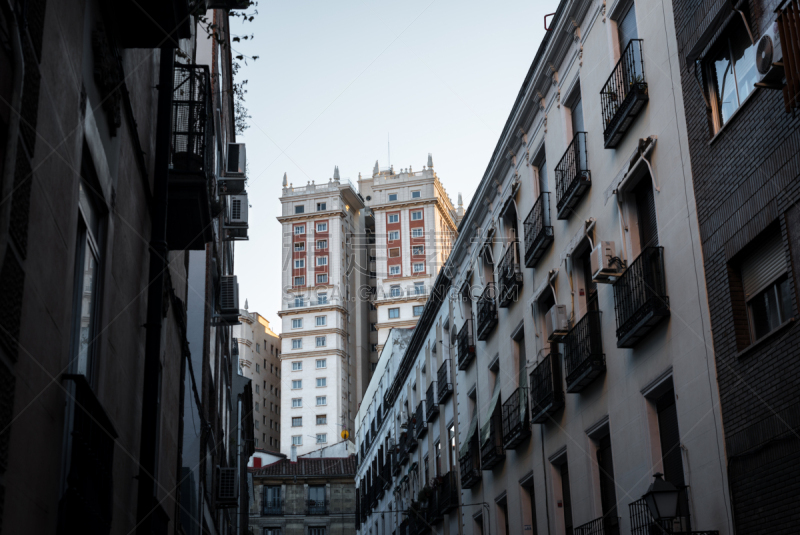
[
  {"left": 778, "top": 277, "right": 792, "bottom": 324},
  {"left": 538, "top": 160, "right": 548, "bottom": 194},
  {"left": 731, "top": 28, "right": 757, "bottom": 104},
  {"left": 76, "top": 237, "right": 98, "bottom": 376},
  {"left": 712, "top": 41, "right": 737, "bottom": 124},
  {"left": 571, "top": 97, "right": 584, "bottom": 135},
  {"left": 750, "top": 284, "right": 780, "bottom": 340},
  {"left": 617, "top": 3, "right": 638, "bottom": 50}
]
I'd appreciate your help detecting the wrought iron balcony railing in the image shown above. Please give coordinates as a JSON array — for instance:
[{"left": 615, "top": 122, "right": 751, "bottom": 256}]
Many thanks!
[
  {"left": 524, "top": 191, "right": 554, "bottom": 267},
  {"left": 306, "top": 499, "right": 328, "bottom": 515},
  {"left": 601, "top": 39, "right": 648, "bottom": 148},
  {"left": 628, "top": 487, "right": 709, "bottom": 535},
  {"left": 613, "top": 247, "right": 669, "bottom": 348},
  {"left": 476, "top": 283, "right": 498, "bottom": 341},
  {"left": 564, "top": 310, "right": 605, "bottom": 393},
  {"left": 574, "top": 516, "right": 620, "bottom": 535},
  {"left": 383, "top": 456, "right": 392, "bottom": 489},
  {"left": 497, "top": 241, "right": 523, "bottom": 307},
  {"left": 415, "top": 401, "right": 427, "bottom": 439},
  {"left": 393, "top": 450, "right": 402, "bottom": 475},
  {"left": 457, "top": 319, "right": 475, "bottom": 370},
  {"left": 438, "top": 471, "right": 459, "bottom": 515},
  {"left": 479, "top": 418, "right": 505, "bottom": 470},
  {"left": 530, "top": 352, "right": 565, "bottom": 424},
  {"left": 407, "top": 427, "right": 419, "bottom": 452},
  {"left": 501, "top": 387, "right": 531, "bottom": 449},
  {"left": 555, "top": 131, "right": 591, "bottom": 220},
  {"left": 437, "top": 359, "right": 453, "bottom": 403},
  {"left": 261, "top": 498, "right": 283, "bottom": 516},
  {"left": 426, "top": 382, "right": 439, "bottom": 422},
  {"left": 428, "top": 489, "right": 443, "bottom": 523},
  {"left": 398, "top": 433, "right": 410, "bottom": 465},
  {"left": 459, "top": 441, "right": 482, "bottom": 489}
]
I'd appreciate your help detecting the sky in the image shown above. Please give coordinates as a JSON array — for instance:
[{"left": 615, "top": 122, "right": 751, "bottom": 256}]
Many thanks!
[{"left": 230, "top": 0, "right": 557, "bottom": 332}]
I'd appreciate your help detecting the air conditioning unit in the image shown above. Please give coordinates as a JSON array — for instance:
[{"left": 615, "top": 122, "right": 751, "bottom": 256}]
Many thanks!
[
  {"left": 226, "top": 143, "right": 246, "bottom": 176},
  {"left": 591, "top": 241, "right": 625, "bottom": 283},
  {"left": 755, "top": 21, "right": 784, "bottom": 89},
  {"left": 219, "top": 275, "right": 239, "bottom": 314},
  {"left": 216, "top": 466, "right": 238, "bottom": 507},
  {"left": 223, "top": 193, "right": 249, "bottom": 240},
  {"left": 545, "top": 304, "right": 569, "bottom": 341}
]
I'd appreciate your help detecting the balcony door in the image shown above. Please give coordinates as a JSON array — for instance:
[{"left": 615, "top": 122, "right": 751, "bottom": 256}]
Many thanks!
[
  {"left": 309, "top": 485, "right": 326, "bottom": 514},
  {"left": 596, "top": 435, "right": 620, "bottom": 535},
  {"left": 560, "top": 461, "right": 574, "bottom": 535},
  {"left": 634, "top": 178, "right": 658, "bottom": 250},
  {"left": 581, "top": 248, "right": 599, "bottom": 312},
  {"left": 617, "top": 2, "right": 638, "bottom": 49},
  {"left": 656, "top": 389, "right": 691, "bottom": 531},
  {"left": 570, "top": 96, "right": 587, "bottom": 174},
  {"left": 263, "top": 486, "right": 281, "bottom": 513}
]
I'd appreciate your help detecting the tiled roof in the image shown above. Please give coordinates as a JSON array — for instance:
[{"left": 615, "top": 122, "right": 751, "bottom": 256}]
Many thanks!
[{"left": 250, "top": 455, "right": 357, "bottom": 478}]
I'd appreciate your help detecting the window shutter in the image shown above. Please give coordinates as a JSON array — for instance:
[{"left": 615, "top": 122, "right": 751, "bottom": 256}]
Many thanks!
[
  {"left": 617, "top": 3, "right": 638, "bottom": 49},
  {"left": 741, "top": 232, "right": 786, "bottom": 297},
  {"left": 634, "top": 179, "right": 658, "bottom": 249}
]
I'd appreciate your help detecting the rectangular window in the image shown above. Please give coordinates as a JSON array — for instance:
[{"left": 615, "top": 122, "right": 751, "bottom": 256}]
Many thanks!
[
  {"left": 316, "top": 256, "right": 328, "bottom": 266},
  {"left": 316, "top": 378, "right": 327, "bottom": 387},
  {"left": 295, "top": 205, "right": 305, "bottom": 214},
  {"left": 317, "top": 293, "right": 328, "bottom": 304},
  {"left": 292, "top": 435, "right": 302, "bottom": 445},
  {"left": 292, "top": 339, "right": 302, "bottom": 350},
  {"left": 292, "top": 417, "right": 302, "bottom": 427},
  {"left": 411, "top": 210, "right": 422, "bottom": 220},
  {"left": 255, "top": 384, "right": 260, "bottom": 394},
  {"left": 316, "top": 274, "right": 328, "bottom": 284},
  {"left": 316, "top": 359, "right": 327, "bottom": 368},
  {"left": 413, "top": 305, "right": 424, "bottom": 317},
  {"left": 414, "top": 282, "right": 425, "bottom": 295},
  {"left": 293, "top": 297, "right": 305, "bottom": 308},
  {"left": 739, "top": 232, "right": 791, "bottom": 344},
  {"left": 389, "top": 308, "right": 400, "bottom": 319},
  {"left": 294, "top": 242, "right": 305, "bottom": 252},
  {"left": 316, "top": 414, "right": 327, "bottom": 424},
  {"left": 390, "top": 265, "right": 401, "bottom": 276},
  {"left": 317, "top": 434, "right": 327, "bottom": 444},
  {"left": 411, "top": 228, "right": 423, "bottom": 238},
  {"left": 317, "top": 202, "right": 326, "bottom": 211},
  {"left": 294, "top": 259, "right": 305, "bottom": 269},
  {"left": 413, "top": 263, "right": 424, "bottom": 273},
  {"left": 316, "top": 316, "right": 327, "bottom": 326},
  {"left": 412, "top": 191, "right": 421, "bottom": 198},
  {"left": 291, "top": 319, "right": 302, "bottom": 330},
  {"left": 389, "top": 248, "right": 401, "bottom": 258},
  {"left": 316, "top": 336, "right": 326, "bottom": 347},
  {"left": 412, "top": 245, "right": 424, "bottom": 255},
  {"left": 316, "top": 222, "right": 328, "bottom": 232},
  {"left": 292, "top": 398, "right": 302, "bottom": 408},
  {"left": 316, "top": 240, "right": 327, "bottom": 249},
  {"left": 294, "top": 276, "right": 305, "bottom": 286},
  {"left": 292, "top": 380, "right": 302, "bottom": 389},
  {"left": 388, "top": 193, "right": 398, "bottom": 201},
  {"left": 388, "top": 231, "right": 400, "bottom": 241},
  {"left": 390, "top": 285, "right": 401, "bottom": 297},
  {"left": 388, "top": 214, "right": 399, "bottom": 223},
  {"left": 295, "top": 225, "right": 305, "bottom": 234},
  {"left": 292, "top": 361, "right": 302, "bottom": 371},
  {"left": 316, "top": 396, "right": 327, "bottom": 406}
]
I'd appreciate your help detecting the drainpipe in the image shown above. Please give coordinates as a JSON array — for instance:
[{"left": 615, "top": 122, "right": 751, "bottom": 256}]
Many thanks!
[{"left": 136, "top": 46, "right": 174, "bottom": 535}]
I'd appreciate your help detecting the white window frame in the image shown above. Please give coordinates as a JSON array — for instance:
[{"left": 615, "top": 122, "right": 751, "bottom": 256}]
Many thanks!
[
  {"left": 316, "top": 273, "right": 328, "bottom": 284},
  {"left": 388, "top": 193, "right": 398, "bottom": 201},
  {"left": 316, "top": 414, "right": 327, "bottom": 424},
  {"left": 390, "top": 285, "right": 401, "bottom": 297},
  {"left": 316, "top": 239, "right": 328, "bottom": 249},
  {"left": 291, "top": 339, "right": 302, "bottom": 350},
  {"left": 389, "top": 308, "right": 400, "bottom": 319},
  {"left": 413, "top": 262, "right": 424, "bottom": 273},
  {"left": 316, "top": 378, "right": 327, "bottom": 387},
  {"left": 292, "top": 318, "right": 303, "bottom": 329},
  {"left": 315, "top": 316, "right": 327, "bottom": 326},
  {"left": 292, "top": 417, "right": 302, "bottom": 427},
  {"left": 316, "top": 359, "right": 327, "bottom": 369},
  {"left": 292, "top": 435, "right": 302, "bottom": 445},
  {"left": 294, "top": 276, "right": 305, "bottom": 286},
  {"left": 292, "top": 361, "right": 302, "bottom": 371},
  {"left": 317, "top": 434, "right": 327, "bottom": 444},
  {"left": 316, "top": 222, "right": 328, "bottom": 232},
  {"left": 389, "top": 265, "right": 401, "bottom": 276},
  {"left": 411, "top": 228, "right": 423, "bottom": 238},
  {"left": 294, "top": 242, "right": 305, "bottom": 252},
  {"left": 294, "top": 225, "right": 305, "bottom": 235},
  {"left": 316, "top": 336, "right": 326, "bottom": 347},
  {"left": 317, "top": 256, "right": 328, "bottom": 266},
  {"left": 411, "top": 210, "right": 422, "bottom": 221},
  {"left": 291, "top": 380, "right": 302, "bottom": 389},
  {"left": 388, "top": 214, "right": 399, "bottom": 223},
  {"left": 388, "top": 231, "right": 400, "bottom": 241},
  {"left": 316, "top": 396, "right": 327, "bottom": 406},
  {"left": 412, "top": 245, "right": 424, "bottom": 255},
  {"left": 292, "top": 398, "right": 302, "bottom": 408},
  {"left": 294, "top": 259, "right": 305, "bottom": 269}
]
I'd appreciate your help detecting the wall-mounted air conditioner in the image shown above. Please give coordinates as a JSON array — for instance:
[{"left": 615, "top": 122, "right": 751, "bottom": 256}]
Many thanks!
[
  {"left": 591, "top": 241, "right": 625, "bottom": 283},
  {"left": 223, "top": 193, "right": 249, "bottom": 240},
  {"left": 219, "top": 275, "right": 239, "bottom": 314},
  {"left": 216, "top": 466, "right": 238, "bottom": 507},
  {"left": 226, "top": 143, "right": 246, "bottom": 176},
  {"left": 545, "top": 304, "right": 569, "bottom": 341},
  {"left": 755, "top": 21, "right": 784, "bottom": 89}
]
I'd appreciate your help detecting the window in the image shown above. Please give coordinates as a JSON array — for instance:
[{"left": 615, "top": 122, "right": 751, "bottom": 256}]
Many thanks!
[
  {"left": 316, "top": 240, "right": 327, "bottom": 249},
  {"left": 294, "top": 259, "right": 305, "bottom": 269},
  {"left": 292, "top": 417, "right": 302, "bottom": 427},
  {"left": 315, "top": 316, "right": 327, "bottom": 328},
  {"left": 256, "top": 363, "right": 260, "bottom": 373},
  {"left": 412, "top": 191, "right": 421, "bottom": 198},
  {"left": 255, "top": 384, "right": 260, "bottom": 394},
  {"left": 294, "top": 276, "right": 305, "bottom": 286},
  {"left": 414, "top": 282, "right": 425, "bottom": 295},
  {"left": 292, "top": 339, "right": 302, "bottom": 350},
  {"left": 411, "top": 228, "right": 423, "bottom": 238},
  {"left": 316, "top": 359, "right": 327, "bottom": 368},
  {"left": 390, "top": 285, "right": 401, "bottom": 297},
  {"left": 412, "top": 245, "right": 424, "bottom": 255},
  {"left": 389, "top": 248, "right": 400, "bottom": 258},
  {"left": 317, "top": 293, "right": 328, "bottom": 304},
  {"left": 292, "top": 435, "right": 302, "bottom": 445},
  {"left": 292, "top": 361, "right": 303, "bottom": 371},
  {"left": 316, "top": 222, "right": 328, "bottom": 232},
  {"left": 617, "top": 1, "right": 638, "bottom": 51},
  {"left": 389, "top": 308, "right": 400, "bottom": 319},
  {"left": 294, "top": 242, "right": 305, "bottom": 252},
  {"left": 295, "top": 205, "right": 305, "bottom": 214},
  {"left": 413, "top": 263, "right": 424, "bottom": 273},
  {"left": 317, "top": 202, "right": 326, "bottom": 211},
  {"left": 295, "top": 225, "right": 305, "bottom": 234},
  {"left": 316, "top": 378, "right": 327, "bottom": 387},
  {"left": 316, "top": 256, "right": 328, "bottom": 266},
  {"left": 388, "top": 193, "right": 398, "bottom": 201},
  {"left": 292, "top": 398, "right": 302, "bottom": 408},
  {"left": 388, "top": 214, "right": 399, "bottom": 223},
  {"left": 390, "top": 265, "right": 401, "bottom": 276},
  {"left": 292, "top": 318, "right": 302, "bottom": 329},
  {"left": 413, "top": 305, "right": 424, "bottom": 317},
  {"left": 317, "top": 434, "right": 327, "bottom": 444},
  {"left": 371, "top": 344, "right": 377, "bottom": 352},
  {"left": 294, "top": 296, "right": 305, "bottom": 307},
  {"left": 292, "top": 380, "right": 302, "bottom": 389},
  {"left": 317, "top": 414, "right": 327, "bottom": 424},
  {"left": 316, "top": 336, "right": 326, "bottom": 347},
  {"left": 316, "top": 274, "right": 328, "bottom": 284},
  {"left": 704, "top": 17, "right": 757, "bottom": 131},
  {"left": 388, "top": 231, "right": 400, "bottom": 241},
  {"left": 411, "top": 210, "right": 422, "bottom": 221},
  {"left": 317, "top": 396, "right": 327, "bottom": 406}
]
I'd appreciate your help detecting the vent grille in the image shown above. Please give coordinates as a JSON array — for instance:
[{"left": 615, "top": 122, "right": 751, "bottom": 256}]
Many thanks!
[
  {"left": 217, "top": 467, "right": 236, "bottom": 500},
  {"left": 231, "top": 198, "right": 241, "bottom": 220}
]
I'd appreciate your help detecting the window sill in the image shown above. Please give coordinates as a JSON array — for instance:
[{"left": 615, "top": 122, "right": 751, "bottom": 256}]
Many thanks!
[
  {"left": 708, "top": 88, "right": 760, "bottom": 146},
  {"left": 736, "top": 317, "right": 795, "bottom": 359}
]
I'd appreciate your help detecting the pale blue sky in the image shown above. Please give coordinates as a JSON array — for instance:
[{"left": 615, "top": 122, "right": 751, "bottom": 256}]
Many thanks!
[{"left": 231, "top": 0, "right": 557, "bottom": 331}]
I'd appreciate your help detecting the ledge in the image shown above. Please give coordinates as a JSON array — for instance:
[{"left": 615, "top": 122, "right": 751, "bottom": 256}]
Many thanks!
[{"left": 736, "top": 317, "right": 795, "bottom": 360}]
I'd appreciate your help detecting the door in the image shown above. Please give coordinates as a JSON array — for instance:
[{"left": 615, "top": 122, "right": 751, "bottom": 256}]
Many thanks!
[
  {"left": 597, "top": 435, "right": 620, "bottom": 534},
  {"left": 656, "top": 390, "right": 691, "bottom": 531},
  {"left": 571, "top": 97, "right": 587, "bottom": 173},
  {"left": 561, "top": 462, "right": 574, "bottom": 535},
  {"left": 634, "top": 178, "right": 658, "bottom": 250}
]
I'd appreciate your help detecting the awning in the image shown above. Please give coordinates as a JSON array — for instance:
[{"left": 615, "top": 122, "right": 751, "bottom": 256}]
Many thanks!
[
  {"left": 480, "top": 382, "right": 502, "bottom": 445},
  {"left": 459, "top": 412, "right": 479, "bottom": 458}
]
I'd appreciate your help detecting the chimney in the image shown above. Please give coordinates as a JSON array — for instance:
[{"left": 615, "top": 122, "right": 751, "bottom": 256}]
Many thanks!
[{"left": 290, "top": 445, "right": 297, "bottom": 462}]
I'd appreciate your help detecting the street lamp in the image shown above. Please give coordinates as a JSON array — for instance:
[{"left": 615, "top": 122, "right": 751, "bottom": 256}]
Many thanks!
[{"left": 643, "top": 472, "right": 680, "bottom": 521}]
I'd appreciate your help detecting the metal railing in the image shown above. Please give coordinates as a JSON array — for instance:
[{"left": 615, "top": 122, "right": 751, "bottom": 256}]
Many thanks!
[
  {"left": 479, "top": 417, "right": 505, "bottom": 470},
  {"left": 497, "top": 242, "right": 523, "bottom": 307},
  {"left": 530, "top": 352, "right": 564, "bottom": 423},
  {"left": 601, "top": 39, "right": 648, "bottom": 148},
  {"left": 426, "top": 382, "right": 439, "bottom": 422},
  {"left": 613, "top": 247, "right": 669, "bottom": 348},
  {"left": 574, "top": 516, "right": 620, "bottom": 535},
  {"left": 398, "top": 433, "right": 410, "bottom": 464},
  {"left": 555, "top": 131, "right": 591, "bottom": 219},
  {"left": 564, "top": 310, "right": 605, "bottom": 393},
  {"left": 438, "top": 471, "right": 459, "bottom": 514},
  {"left": 476, "top": 283, "right": 498, "bottom": 341},
  {"left": 382, "top": 455, "right": 392, "bottom": 488},
  {"left": 415, "top": 401, "right": 427, "bottom": 438},
  {"left": 286, "top": 298, "right": 339, "bottom": 309},
  {"left": 457, "top": 319, "right": 475, "bottom": 370},
  {"left": 524, "top": 191, "right": 554, "bottom": 267},
  {"left": 629, "top": 487, "right": 704, "bottom": 535},
  {"left": 459, "top": 441, "right": 482, "bottom": 488},
  {"left": 170, "top": 64, "right": 213, "bottom": 178},
  {"left": 501, "top": 387, "right": 530, "bottom": 449},
  {"left": 262, "top": 498, "right": 283, "bottom": 516},
  {"left": 437, "top": 359, "right": 453, "bottom": 402},
  {"left": 306, "top": 499, "right": 328, "bottom": 515}
]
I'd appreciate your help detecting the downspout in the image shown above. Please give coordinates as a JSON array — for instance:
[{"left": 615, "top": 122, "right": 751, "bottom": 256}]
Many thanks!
[{"left": 136, "top": 46, "right": 174, "bottom": 535}]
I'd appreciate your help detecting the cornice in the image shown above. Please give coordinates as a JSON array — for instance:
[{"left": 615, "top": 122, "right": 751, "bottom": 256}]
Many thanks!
[
  {"left": 373, "top": 295, "right": 429, "bottom": 306},
  {"left": 277, "top": 304, "right": 346, "bottom": 317},
  {"left": 279, "top": 348, "right": 347, "bottom": 360},
  {"left": 277, "top": 209, "right": 346, "bottom": 224},
  {"left": 279, "top": 327, "right": 345, "bottom": 338},
  {"left": 375, "top": 319, "right": 419, "bottom": 331}
]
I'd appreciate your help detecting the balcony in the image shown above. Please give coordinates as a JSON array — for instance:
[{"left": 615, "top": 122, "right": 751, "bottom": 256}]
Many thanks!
[
  {"left": 407, "top": 430, "right": 419, "bottom": 453},
  {"left": 501, "top": 387, "right": 530, "bottom": 449},
  {"left": 306, "top": 499, "right": 328, "bottom": 515},
  {"left": 109, "top": 0, "right": 191, "bottom": 48},
  {"left": 438, "top": 471, "right": 459, "bottom": 515},
  {"left": 262, "top": 498, "right": 283, "bottom": 516},
  {"left": 414, "top": 401, "right": 427, "bottom": 439},
  {"left": 459, "top": 442, "right": 482, "bottom": 489},
  {"left": 613, "top": 247, "right": 669, "bottom": 348},
  {"left": 555, "top": 131, "right": 591, "bottom": 220},
  {"left": 497, "top": 242, "right": 523, "bottom": 307},
  {"left": 437, "top": 360, "right": 453, "bottom": 403},
  {"left": 479, "top": 419, "right": 505, "bottom": 470},
  {"left": 428, "top": 489, "right": 443, "bottom": 523},
  {"left": 530, "top": 352, "right": 565, "bottom": 424},
  {"left": 601, "top": 39, "right": 648, "bottom": 149},
  {"left": 628, "top": 487, "right": 711, "bottom": 535},
  {"left": 398, "top": 433, "right": 410, "bottom": 465},
  {"left": 574, "top": 516, "right": 620, "bottom": 535},
  {"left": 476, "top": 283, "right": 498, "bottom": 341},
  {"left": 392, "top": 450, "right": 402, "bottom": 475},
  {"left": 564, "top": 311, "right": 605, "bottom": 393},
  {"left": 457, "top": 320, "right": 476, "bottom": 370},
  {"left": 524, "top": 191, "right": 554, "bottom": 267},
  {"left": 383, "top": 457, "right": 392, "bottom": 489},
  {"left": 408, "top": 505, "right": 430, "bottom": 535},
  {"left": 426, "top": 382, "right": 439, "bottom": 422},
  {"left": 167, "top": 64, "right": 214, "bottom": 250}
]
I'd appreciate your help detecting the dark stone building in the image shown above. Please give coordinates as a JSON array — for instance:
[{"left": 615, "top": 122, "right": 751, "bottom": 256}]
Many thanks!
[{"left": 672, "top": 0, "right": 800, "bottom": 533}]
